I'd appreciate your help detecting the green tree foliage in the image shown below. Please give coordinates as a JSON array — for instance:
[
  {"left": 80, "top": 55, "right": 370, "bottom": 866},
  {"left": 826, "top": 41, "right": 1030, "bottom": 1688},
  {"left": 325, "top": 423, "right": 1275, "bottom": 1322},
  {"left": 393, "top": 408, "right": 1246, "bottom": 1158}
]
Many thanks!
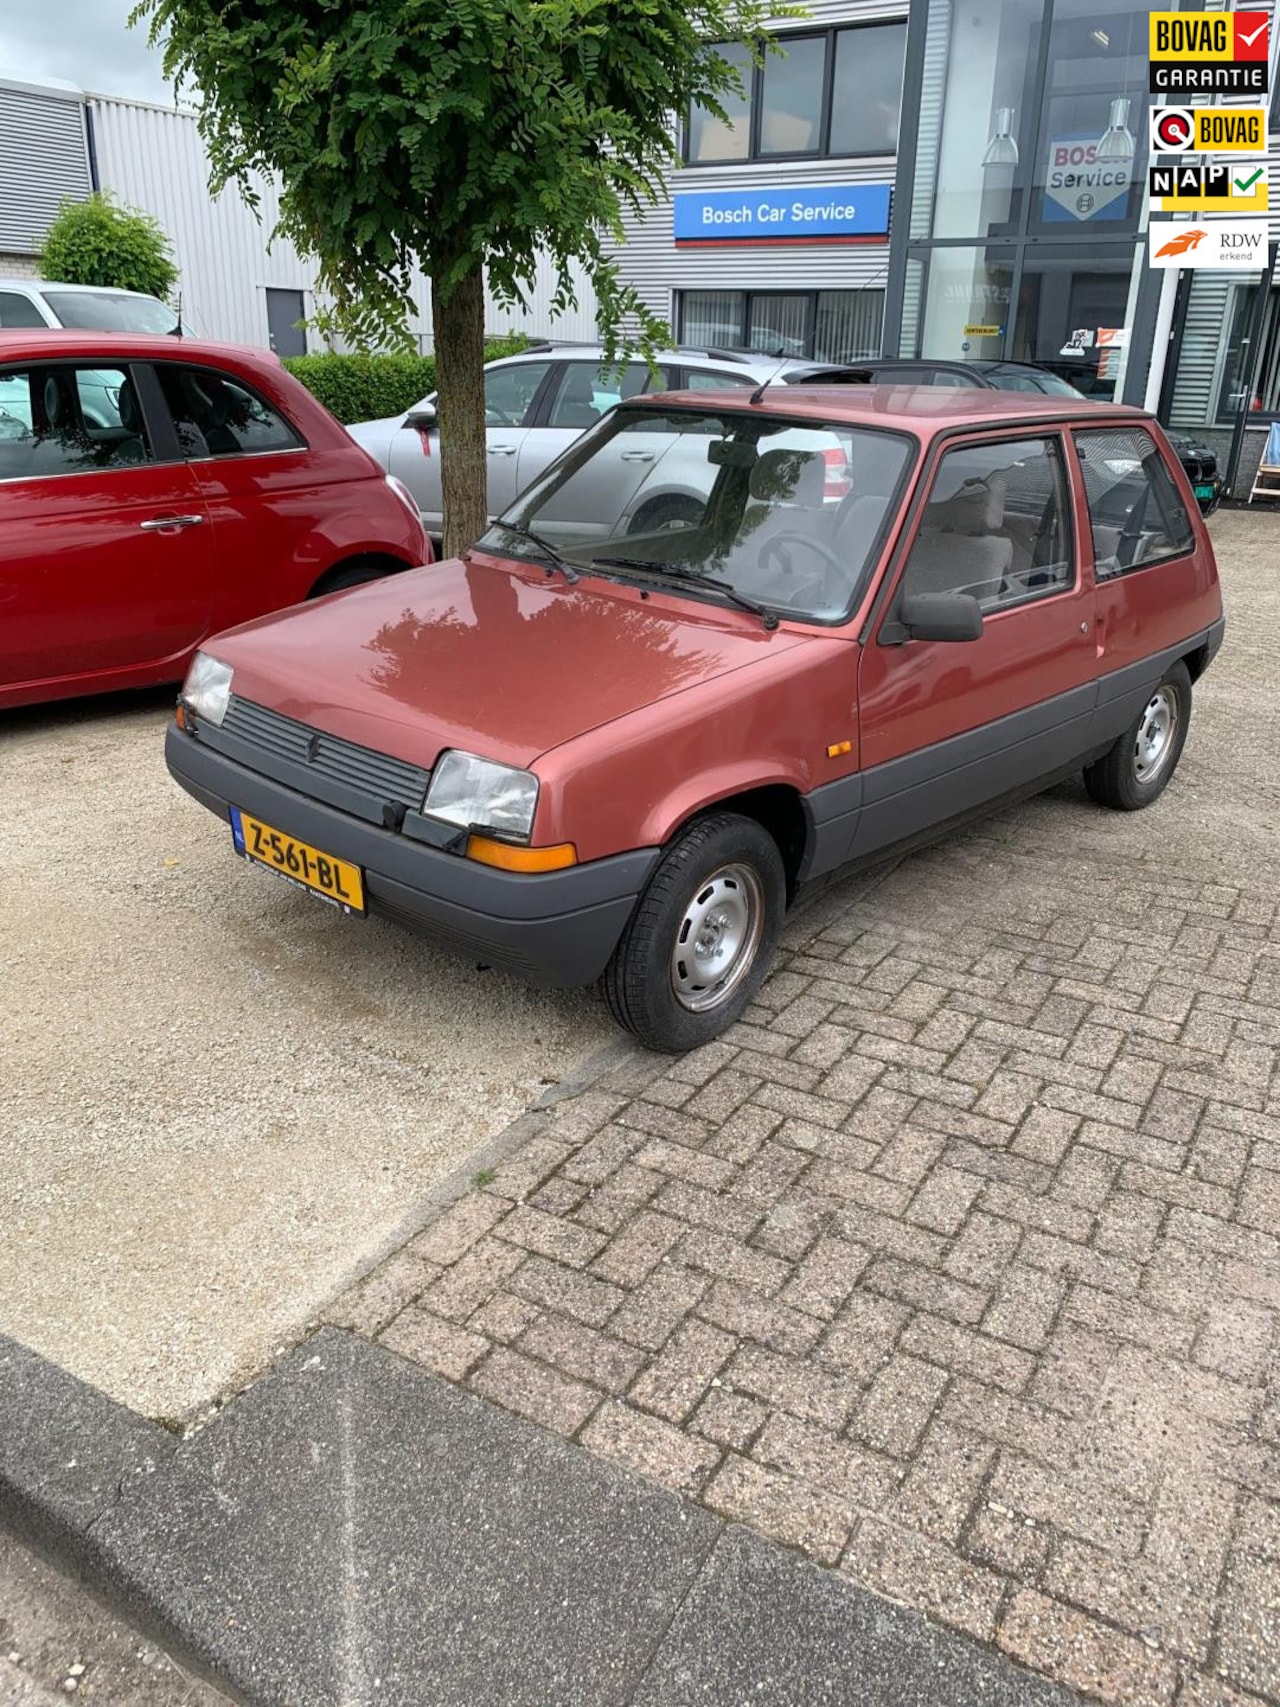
[
  {"left": 132, "top": 0, "right": 782, "bottom": 555},
  {"left": 38, "top": 192, "right": 178, "bottom": 301},
  {"left": 283, "top": 334, "right": 530, "bottom": 424}
]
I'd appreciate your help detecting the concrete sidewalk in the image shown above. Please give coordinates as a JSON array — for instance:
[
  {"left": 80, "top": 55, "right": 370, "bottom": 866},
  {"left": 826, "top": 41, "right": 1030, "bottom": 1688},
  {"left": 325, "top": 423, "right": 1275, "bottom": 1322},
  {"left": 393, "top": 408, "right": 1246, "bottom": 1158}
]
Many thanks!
[{"left": 0, "top": 1326, "right": 1077, "bottom": 1706}]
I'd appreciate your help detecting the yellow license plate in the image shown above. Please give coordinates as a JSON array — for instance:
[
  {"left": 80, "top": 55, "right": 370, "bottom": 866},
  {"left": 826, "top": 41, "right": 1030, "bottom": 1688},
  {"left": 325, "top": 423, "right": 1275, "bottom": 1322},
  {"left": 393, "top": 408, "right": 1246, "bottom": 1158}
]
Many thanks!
[{"left": 229, "top": 807, "right": 365, "bottom": 914}]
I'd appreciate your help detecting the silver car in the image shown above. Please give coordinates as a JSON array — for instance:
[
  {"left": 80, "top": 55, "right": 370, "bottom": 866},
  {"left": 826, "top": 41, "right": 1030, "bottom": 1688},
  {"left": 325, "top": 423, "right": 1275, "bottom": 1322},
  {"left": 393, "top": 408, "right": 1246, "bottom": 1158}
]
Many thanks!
[{"left": 344, "top": 343, "right": 824, "bottom": 539}]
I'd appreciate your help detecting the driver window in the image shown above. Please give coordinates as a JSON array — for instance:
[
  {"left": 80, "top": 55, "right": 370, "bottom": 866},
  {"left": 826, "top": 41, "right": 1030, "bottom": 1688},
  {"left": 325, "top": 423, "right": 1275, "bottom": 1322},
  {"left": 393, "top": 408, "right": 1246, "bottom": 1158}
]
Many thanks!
[
  {"left": 483, "top": 360, "right": 552, "bottom": 427},
  {"left": 1073, "top": 426, "right": 1193, "bottom": 578},
  {"left": 901, "top": 436, "right": 1072, "bottom": 614}
]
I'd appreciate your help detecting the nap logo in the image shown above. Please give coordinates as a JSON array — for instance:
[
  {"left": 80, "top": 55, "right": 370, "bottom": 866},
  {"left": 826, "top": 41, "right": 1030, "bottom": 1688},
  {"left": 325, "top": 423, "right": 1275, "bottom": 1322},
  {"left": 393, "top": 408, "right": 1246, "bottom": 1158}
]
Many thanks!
[
  {"left": 1150, "top": 163, "right": 1269, "bottom": 213},
  {"left": 1148, "top": 218, "right": 1270, "bottom": 268}
]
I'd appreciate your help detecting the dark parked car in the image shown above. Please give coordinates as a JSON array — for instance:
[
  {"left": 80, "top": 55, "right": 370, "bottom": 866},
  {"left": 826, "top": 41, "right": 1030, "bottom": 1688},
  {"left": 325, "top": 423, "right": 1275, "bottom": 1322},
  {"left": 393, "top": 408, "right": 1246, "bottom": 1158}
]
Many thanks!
[
  {"left": 807, "top": 359, "right": 1222, "bottom": 514},
  {"left": 168, "top": 382, "right": 1223, "bottom": 1051}
]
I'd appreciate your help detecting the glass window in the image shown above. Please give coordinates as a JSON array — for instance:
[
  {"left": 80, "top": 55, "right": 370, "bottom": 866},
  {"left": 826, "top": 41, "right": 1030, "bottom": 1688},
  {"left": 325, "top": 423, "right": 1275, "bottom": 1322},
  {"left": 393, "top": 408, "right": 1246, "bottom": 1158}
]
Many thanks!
[
  {"left": 684, "top": 369, "right": 756, "bottom": 391},
  {"left": 41, "top": 290, "right": 179, "bottom": 334},
  {"left": 917, "top": 247, "right": 1016, "bottom": 361},
  {"left": 482, "top": 360, "right": 552, "bottom": 427},
  {"left": 1074, "top": 427, "right": 1194, "bottom": 576},
  {"left": 687, "top": 25, "right": 904, "bottom": 165},
  {"left": 0, "top": 292, "right": 47, "bottom": 329},
  {"left": 546, "top": 361, "right": 649, "bottom": 428},
  {"left": 830, "top": 25, "right": 906, "bottom": 155},
  {"left": 759, "top": 36, "right": 826, "bottom": 155},
  {"left": 680, "top": 291, "right": 745, "bottom": 352},
  {"left": 814, "top": 292, "right": 884, "bottom": 364},
  {"left": 902, "top": 437, "right": 1073, "bottom": 611},
  {"left": 680, "top": 291, "right": 886, "bottom": 364},
  {"left": 156, "top": 364, "right": 301, "bottom": 458},
  {"left": 487, "top": 406, "right": 915, "bottom": 624},
  {"left": 687, "top": 43, "right": 752, "bottom": 162},
  {"left": 748, "top": 297, "right": 809, "bottom": 358},
  {"left": 0, "top": 365, "right": 153, "bottom": 481}
]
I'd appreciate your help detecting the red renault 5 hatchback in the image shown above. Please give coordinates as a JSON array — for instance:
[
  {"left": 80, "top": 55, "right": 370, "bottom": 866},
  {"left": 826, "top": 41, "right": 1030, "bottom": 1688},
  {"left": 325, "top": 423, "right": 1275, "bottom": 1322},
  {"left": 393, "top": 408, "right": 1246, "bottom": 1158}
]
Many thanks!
[
  {"left": 0, "top": 332, "right": 429, "bottom": 709},
  {"left": 166, "top": 385, "right": 1223, "bottom": 1051}
]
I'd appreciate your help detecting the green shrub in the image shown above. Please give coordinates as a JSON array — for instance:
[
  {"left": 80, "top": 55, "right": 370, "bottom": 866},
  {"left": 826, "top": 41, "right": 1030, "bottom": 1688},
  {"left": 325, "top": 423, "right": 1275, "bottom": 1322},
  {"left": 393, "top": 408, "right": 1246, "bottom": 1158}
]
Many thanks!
[
  {"left": 38, "top": 192, "right": 178, "bottom": 301},
  {"left": 283, "top": 332, "right": 532, "bottom": 424}
]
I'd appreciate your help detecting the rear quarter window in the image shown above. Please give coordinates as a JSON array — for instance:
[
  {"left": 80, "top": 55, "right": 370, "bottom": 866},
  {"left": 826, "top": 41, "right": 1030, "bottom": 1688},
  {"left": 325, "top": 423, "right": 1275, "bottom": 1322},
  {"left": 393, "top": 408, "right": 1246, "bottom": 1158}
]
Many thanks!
[
  {"left": 155, "top": 363, "right": 303, "bottom": 458},
  {"left": 1073, "top": 426, "right": 1194, "bottom": 578}
]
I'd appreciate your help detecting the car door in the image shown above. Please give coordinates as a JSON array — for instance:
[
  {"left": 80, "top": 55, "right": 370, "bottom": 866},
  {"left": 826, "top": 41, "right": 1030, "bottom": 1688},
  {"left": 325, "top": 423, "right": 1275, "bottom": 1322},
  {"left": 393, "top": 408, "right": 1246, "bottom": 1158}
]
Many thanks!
[
  {"left": 387, "top": 357, "right": 555, "bottom": 535},
  {"left": 0, "top": 358, "right": 215, "bottom": 692},
  {"left": 514, "top": 358, "right": 654, "bottom": 499},
  {"left": 851, "top": 431, "right": 1096, "bottom": 861}
]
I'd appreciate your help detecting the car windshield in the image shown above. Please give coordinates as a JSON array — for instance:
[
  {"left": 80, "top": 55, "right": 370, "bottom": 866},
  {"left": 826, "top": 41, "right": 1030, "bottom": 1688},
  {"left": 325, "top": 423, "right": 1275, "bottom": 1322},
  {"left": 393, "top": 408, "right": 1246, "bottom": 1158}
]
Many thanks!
[
  {"left": 42, "top": 291, "right": 179, "bottom": 335},
  {"left": 479, "top": 405, "right": 915, "bottom": 625}
]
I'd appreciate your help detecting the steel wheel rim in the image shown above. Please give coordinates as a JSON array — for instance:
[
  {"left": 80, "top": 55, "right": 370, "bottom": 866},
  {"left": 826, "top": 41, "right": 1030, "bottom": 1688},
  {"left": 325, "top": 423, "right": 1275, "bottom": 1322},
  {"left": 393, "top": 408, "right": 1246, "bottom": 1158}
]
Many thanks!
[
  {"left": 1134, "top": 686, "right": 1179, "bottom": 783},
  {"left": 671, "top": 863, "right": 765, "bottom": 1014}
]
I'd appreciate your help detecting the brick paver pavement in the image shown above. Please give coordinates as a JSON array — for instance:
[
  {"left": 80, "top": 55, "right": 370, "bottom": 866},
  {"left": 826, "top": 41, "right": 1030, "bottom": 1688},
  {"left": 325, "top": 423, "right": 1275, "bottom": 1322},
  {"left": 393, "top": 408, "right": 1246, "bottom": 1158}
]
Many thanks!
[{"left": 326, "top": 519, "right": 1278, "bottom": 1707}]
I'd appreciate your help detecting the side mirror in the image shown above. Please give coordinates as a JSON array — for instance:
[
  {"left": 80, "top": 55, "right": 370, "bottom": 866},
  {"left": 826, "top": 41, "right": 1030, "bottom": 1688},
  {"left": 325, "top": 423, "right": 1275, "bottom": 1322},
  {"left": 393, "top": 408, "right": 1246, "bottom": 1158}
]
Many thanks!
[
  {"left": 405, "top": 403, "right": 437, "bottom": 429},
  {"left": 898, "top": 590, "right": 984, "bottom": 642}
]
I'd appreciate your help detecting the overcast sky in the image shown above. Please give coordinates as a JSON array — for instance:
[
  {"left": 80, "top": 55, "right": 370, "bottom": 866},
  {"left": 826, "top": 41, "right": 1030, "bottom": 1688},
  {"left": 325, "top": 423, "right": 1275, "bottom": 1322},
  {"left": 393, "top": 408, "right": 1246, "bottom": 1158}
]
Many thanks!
[{"left": 0, "top": 0, "right": 175, "bottom": 103}]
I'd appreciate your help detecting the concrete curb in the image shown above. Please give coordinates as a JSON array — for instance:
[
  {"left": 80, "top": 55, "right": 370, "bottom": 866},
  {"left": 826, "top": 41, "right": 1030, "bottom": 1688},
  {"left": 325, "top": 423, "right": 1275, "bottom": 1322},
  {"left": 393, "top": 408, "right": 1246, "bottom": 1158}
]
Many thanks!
[{"left": 0, "top": 1325, "right": 1081, "bottom": 1707}]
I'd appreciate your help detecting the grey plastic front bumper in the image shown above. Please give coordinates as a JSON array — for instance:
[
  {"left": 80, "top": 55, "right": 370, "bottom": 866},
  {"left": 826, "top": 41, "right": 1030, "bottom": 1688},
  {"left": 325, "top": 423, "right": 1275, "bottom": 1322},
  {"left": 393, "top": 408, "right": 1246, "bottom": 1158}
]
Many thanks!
[{"left": 165, "top": 725, "right": 660, "bottom": 987}]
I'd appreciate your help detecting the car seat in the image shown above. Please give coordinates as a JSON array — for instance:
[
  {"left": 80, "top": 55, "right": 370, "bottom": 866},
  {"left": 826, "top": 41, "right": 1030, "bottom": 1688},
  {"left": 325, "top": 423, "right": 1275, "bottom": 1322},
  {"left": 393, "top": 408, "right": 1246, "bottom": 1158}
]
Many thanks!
[
  {"left": 111, "top": 377, "right": 149, "bottom": 465},
  {"left": 555, "top": 369, "right": 603, "bottom": 429},
  {"left": 903, "top": 472, "right": 1013, "bottom": 599}
]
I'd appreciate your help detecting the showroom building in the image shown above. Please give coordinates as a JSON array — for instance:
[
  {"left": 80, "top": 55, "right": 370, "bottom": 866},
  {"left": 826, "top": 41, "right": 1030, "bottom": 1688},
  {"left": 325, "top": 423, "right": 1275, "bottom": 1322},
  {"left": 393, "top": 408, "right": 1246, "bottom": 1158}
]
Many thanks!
[{"left": 610, "top": 0, "right": 1280, "bottom": 456}]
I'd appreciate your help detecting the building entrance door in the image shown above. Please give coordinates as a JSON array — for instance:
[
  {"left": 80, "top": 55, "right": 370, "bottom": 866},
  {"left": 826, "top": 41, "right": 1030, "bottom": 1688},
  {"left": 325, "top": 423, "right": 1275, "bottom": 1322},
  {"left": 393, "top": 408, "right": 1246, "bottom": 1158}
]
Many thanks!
[{"left": 265, "top": 289, "right": 307, "bottom": 358}]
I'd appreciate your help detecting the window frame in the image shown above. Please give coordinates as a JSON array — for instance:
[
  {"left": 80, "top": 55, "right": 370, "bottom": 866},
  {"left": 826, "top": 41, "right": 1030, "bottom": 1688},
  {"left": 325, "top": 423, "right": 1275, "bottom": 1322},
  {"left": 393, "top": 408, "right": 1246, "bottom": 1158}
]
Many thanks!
[
  {"left": 150, "top": 360, "right": 307, "bottom": 462},
  {"left": 897, "top": 429, "right": 1078, "bottom": 619},
  {"left": 1070, "top": 425, "right": 1196, "bottom": 581},
  {"left": 684, "top": 21, "right": 907, "bottom": 166}
]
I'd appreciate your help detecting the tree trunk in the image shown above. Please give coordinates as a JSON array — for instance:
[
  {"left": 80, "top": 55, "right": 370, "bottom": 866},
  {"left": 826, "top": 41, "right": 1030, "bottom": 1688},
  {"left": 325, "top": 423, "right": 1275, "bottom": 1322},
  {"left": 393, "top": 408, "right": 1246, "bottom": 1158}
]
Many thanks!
[{"left": 431, "top": 252, "right": 488, "bottom": 560}]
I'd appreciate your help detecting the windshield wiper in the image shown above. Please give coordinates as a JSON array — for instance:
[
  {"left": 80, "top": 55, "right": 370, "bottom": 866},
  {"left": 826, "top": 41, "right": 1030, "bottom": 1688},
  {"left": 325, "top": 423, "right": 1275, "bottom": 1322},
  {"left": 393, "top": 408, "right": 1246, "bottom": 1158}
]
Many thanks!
[
  {"left": 489, "top": 522, "right": 580, "bottom": 582},
  {"left": 589, "top": 556, "right": 779, "bottom": 631}
]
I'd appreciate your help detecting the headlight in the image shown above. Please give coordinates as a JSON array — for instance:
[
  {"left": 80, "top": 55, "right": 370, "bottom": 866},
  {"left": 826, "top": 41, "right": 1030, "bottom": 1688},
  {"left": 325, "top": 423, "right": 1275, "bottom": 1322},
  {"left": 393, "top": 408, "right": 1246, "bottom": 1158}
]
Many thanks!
[
  {"left": 423, "top": 750, "right": 539, "bottom": 842},
  {"left": 181, "top": 651, "right": 234, "bottom": 727}
]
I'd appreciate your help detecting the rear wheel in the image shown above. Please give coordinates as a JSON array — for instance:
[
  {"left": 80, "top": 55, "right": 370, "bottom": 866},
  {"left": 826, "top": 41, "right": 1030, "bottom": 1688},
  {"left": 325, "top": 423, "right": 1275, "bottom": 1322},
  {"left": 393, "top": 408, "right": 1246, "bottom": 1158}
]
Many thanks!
[
  {"left": 602, "top": 812, "right": 785, "bottom": 1052},
  {"left": 1084, "top": 661, "right": 1191, "bottom": 810},
  {"left": 308, "top": 558, "right": 394, "bottom": 598},
  {"left": 627, "top": 494, "right": 703, "bottom": 535}
]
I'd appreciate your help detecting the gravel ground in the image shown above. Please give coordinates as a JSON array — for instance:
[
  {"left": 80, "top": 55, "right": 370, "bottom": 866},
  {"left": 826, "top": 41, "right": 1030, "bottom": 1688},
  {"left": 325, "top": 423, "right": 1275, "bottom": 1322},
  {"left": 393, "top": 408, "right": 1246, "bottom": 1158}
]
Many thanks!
[
  {"left": 0, "top": 688, "right": 607, "bottom": 1422},
  {"left": 0, "top": 1532, "right": 228, "bottom": 1705}
]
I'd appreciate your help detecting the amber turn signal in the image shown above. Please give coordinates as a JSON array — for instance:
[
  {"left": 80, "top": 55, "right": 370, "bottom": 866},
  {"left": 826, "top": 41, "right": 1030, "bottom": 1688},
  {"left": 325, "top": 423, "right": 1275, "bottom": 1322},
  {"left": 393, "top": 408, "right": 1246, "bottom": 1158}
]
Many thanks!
[
  {"left": 175, "top": 702, "right": 187, "bottom": 730},
  {"left": 826, "top": 739, "right": 852, "bottom": 758},
  {"left": 466, "top": 836, "right": 577, "bottom": 872}
]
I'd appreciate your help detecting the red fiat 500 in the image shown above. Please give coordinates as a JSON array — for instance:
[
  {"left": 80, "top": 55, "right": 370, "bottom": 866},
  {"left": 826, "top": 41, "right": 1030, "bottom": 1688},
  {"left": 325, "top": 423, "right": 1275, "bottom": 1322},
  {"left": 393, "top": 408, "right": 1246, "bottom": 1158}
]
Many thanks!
[
  {"left": 0, "top": 332, "right": 429, "bottom": 709},
  {"left": 167, "top": 385, "right": 1223, "bottom": 1052}
]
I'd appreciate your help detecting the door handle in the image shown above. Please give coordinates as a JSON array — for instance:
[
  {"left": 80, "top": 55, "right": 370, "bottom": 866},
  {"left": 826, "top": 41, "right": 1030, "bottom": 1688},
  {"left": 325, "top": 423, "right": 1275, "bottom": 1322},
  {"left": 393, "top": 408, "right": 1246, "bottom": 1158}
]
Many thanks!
[
  {"left": 487, "top": 445, "right": 518, "bottom": 457},
  {"left": 140, "top": 514, "right": 204, "bottom": 532},
  {"left": 620, "top": 451, "right": 655, "bottom": 463}
]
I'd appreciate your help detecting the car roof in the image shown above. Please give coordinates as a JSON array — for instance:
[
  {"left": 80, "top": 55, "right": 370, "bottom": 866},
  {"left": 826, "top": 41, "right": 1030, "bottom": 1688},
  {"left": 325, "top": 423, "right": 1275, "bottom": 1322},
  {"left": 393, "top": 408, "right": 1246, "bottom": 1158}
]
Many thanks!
[
  {"left": 497, "top": 341, "right": 805, "bottom": 371},
  {"left": 0, "top": 329, "right": 280, "bottom": 366},
  {"left": 637, "top": 384, "right": 1147, "bottom": 438},
  {"left": 0, "top": 278, "right": 164, "bottom": 299}
]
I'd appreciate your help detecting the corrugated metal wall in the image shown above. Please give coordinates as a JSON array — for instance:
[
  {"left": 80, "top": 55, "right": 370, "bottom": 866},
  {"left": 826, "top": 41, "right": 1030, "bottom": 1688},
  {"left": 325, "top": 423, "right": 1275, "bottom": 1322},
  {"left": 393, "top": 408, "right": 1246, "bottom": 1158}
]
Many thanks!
[
  {"left": 89, "top": 94, "right": 597, "bottom": 351},
  {"left": 0, "top": 80, "right": 92, "bottom": 256},
  {"left": 607, "top": 0, "right": 906, "bottom": 337}
]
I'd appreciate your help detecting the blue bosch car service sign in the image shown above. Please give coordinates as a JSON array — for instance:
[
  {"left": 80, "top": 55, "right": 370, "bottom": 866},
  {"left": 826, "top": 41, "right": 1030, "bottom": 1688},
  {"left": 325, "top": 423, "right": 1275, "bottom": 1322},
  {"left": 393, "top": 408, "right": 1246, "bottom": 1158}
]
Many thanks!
[{"left": 673, "top": 184, "right": 892, "bottom": 245}]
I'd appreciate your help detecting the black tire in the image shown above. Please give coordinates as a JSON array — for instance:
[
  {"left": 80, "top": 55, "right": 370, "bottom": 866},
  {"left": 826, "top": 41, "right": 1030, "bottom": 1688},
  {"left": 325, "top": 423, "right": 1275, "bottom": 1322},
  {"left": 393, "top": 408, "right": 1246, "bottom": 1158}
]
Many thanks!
[
  {"left": 628, "top": 494, "right": 703, "bottom": 535},
  {"left": 602, "top": 811, "right": 785, "bottom": 1053},
  {"left": 308, "top": 559, "right": 393, "bottom": 598},
  {"left": 1084, "top": 660, "right": 1192, "bottom": 811}
]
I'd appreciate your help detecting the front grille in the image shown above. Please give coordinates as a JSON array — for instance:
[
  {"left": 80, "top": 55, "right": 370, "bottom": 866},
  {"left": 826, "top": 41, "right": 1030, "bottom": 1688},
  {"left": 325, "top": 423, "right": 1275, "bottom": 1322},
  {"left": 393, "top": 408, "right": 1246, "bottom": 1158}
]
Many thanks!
[{"left": 206, "top": 697, "right": 430, "bottom": 825}]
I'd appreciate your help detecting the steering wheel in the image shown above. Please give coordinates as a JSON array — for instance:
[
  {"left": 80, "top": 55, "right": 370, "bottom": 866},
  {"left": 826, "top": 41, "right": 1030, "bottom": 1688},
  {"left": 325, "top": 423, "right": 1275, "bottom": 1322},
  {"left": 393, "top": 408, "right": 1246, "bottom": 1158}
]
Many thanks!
[
  {"left": 485, "top": 406, "right": 519, "bottom": 427},
  {"left": 760, "top": 531, "right": 846, "bottom": 578}
]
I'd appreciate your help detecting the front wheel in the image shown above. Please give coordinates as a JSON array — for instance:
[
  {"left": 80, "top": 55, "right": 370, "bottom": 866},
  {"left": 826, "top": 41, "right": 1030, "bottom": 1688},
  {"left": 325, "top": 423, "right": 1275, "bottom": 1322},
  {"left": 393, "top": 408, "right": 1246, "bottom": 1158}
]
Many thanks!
[
  {"left": 1084, "top": 660, "right": 1191, "bottom": 810},
  {"left": 602, "top": 812, "right": 785, "bottom": 1053}
]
